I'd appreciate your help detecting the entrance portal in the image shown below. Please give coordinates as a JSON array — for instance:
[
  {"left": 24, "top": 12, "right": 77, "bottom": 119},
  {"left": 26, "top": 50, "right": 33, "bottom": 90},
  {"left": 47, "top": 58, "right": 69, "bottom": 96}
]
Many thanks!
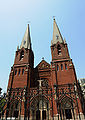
[{"left": 30, "top": 98, "right": 48, "bottom": 120}]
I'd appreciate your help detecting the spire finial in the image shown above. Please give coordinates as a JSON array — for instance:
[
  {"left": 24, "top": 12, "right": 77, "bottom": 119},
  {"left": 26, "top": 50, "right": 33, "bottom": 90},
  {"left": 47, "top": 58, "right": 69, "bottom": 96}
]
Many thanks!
[
  {"left": 53, "top": 16, "right": 55, "bottom": 20},
  {"left": 42, "top": 57, "right": 44, "bottom": 60},
  {"left": 27, "top": 21, "right": 31, "bottom": 24}
]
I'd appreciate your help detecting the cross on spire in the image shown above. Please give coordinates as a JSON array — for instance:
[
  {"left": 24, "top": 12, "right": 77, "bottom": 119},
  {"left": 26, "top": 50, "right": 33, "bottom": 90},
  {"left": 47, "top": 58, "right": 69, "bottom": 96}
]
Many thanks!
[
  {"left": 53, "top": 16, "right": 56, "bottom": 20},
  {"left": 56, "top": 35, "right": 59, "bottom": 39}
]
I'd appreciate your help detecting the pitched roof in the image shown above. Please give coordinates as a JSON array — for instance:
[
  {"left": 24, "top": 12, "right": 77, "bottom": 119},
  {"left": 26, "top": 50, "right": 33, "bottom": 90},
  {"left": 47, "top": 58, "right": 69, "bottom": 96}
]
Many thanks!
[{"left": 35, "top": 60, "right": 50, "bottom": 70}]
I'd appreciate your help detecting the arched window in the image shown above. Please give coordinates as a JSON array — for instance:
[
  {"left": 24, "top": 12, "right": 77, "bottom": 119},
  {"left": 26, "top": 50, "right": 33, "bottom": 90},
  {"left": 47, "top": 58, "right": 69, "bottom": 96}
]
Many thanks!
[
  {"left": 20, "top": 50, "right": 24, "bottom": 60},
  {"left": 61, "top": 64, "right": 63, "bottom": 70},
  {"left": 57, "top": 45, "right": 61, "bottom": 55},
  {"left": 57, "top": 65, "right": 59, "bottom": 71},
  {"left": 65, "top": 64, "right": 67, "bottom": 70}
]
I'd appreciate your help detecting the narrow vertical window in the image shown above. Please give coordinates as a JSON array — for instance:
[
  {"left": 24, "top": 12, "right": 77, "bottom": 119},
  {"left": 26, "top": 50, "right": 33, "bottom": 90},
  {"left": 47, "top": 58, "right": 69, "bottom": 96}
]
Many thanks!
[
  {"left": 57, "top": 65, "right": 59, "bottom": 71},
  {"left": 65, "top": 64, "right": 67, "bottom": 70},
  {"left": 15, "top": 69, "right": 17, "bottom": 75},
  {"left": 18, "top": 69, "right": 21, "bottom": 75},
  {"left": 57, "top": 45, "right": 61, "bottom": 55},
  {"left": 61, "top": 64, "right": 63, "bottom": 70},
  {"left": 20, "top": 50, "right": 24, "bottom": 60},
  {"left": 16, "top": 52, "right": 18, "bottom": 57},
  {"left": 22, "top": 69, "right": 24, "bottom": 75}
]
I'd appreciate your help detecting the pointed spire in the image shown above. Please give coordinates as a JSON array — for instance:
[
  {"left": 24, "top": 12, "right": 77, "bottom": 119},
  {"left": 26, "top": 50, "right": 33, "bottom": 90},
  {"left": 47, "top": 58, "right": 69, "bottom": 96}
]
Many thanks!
[
  {"left": 51, "top": 18, "right": 63, "bottom": 45},
  {"left": 20, "top": 24, "right": 32, "bottom": 49}
]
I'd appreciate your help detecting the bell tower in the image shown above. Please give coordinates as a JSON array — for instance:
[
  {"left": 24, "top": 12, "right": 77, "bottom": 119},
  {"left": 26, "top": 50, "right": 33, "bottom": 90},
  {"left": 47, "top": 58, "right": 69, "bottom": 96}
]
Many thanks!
[
  {"left": 51, "top": 19, "right": 77, "bottom": 85},
  {"left": 51, "top": 19, "right": 70, "bottom": 61},
  {"left": 8, "top": 24, "right": 34, "bottom": 89}
]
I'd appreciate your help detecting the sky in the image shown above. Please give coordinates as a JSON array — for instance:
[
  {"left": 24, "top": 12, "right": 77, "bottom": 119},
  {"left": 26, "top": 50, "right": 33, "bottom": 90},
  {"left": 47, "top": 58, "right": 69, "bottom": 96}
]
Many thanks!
[{"left": 0, "top": 0, "right": 85, "bottom": 93}]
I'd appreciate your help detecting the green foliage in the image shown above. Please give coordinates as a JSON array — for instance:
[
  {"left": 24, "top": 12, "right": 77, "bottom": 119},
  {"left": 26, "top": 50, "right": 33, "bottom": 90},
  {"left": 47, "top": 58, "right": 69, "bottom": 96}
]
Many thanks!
[{"left": 0, "top": 98, "right": 6, "bottom": 112}]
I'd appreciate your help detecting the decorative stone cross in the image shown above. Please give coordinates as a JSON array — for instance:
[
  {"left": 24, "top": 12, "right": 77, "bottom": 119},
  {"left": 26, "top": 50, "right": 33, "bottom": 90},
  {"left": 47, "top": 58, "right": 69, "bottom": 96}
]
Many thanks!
[{"left": 37, "top": 80, "right": 43, "bottom": 88}]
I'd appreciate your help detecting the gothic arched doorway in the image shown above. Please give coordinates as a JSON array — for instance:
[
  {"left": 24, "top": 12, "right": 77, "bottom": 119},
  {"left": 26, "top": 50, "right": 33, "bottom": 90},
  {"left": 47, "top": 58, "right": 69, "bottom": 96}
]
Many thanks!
[
  {"left": 29, "top": 95, "right": 51, "bottom": 120},
  {"left": 58, "top": 96, "right": 76, "bottom": 120}
]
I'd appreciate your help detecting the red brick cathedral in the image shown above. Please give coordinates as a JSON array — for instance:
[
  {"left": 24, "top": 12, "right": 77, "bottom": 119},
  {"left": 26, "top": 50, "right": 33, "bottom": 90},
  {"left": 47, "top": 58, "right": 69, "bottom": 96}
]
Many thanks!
[{"left": 6, "top": 19, "right": 85, "bottom": 120}]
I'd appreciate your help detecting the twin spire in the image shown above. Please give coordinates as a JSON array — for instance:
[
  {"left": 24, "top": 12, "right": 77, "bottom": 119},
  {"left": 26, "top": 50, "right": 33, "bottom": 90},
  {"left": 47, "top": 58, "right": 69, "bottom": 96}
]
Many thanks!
[
  {"left": 20, "top": 19, "right": 64, "bottom": 50},
  {"left": 51, "top": 18, "right": 64, "bottom": 45},
  {"left": 20, "top": 24, "right": 31, "bottom": 49}
]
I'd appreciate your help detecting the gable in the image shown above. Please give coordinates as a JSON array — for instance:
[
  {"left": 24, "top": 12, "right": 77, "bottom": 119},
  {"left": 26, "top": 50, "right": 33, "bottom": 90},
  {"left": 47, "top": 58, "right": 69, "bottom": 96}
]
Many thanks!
[{"left": 35, "top": 60, "right": 50, "bottom": 70}]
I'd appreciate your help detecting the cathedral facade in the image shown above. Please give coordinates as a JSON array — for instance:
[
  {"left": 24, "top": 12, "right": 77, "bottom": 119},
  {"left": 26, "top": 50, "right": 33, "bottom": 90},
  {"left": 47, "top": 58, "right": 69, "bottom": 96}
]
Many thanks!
[{"left": 4, "top": 19, "right": 85, "bottom": 120}]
